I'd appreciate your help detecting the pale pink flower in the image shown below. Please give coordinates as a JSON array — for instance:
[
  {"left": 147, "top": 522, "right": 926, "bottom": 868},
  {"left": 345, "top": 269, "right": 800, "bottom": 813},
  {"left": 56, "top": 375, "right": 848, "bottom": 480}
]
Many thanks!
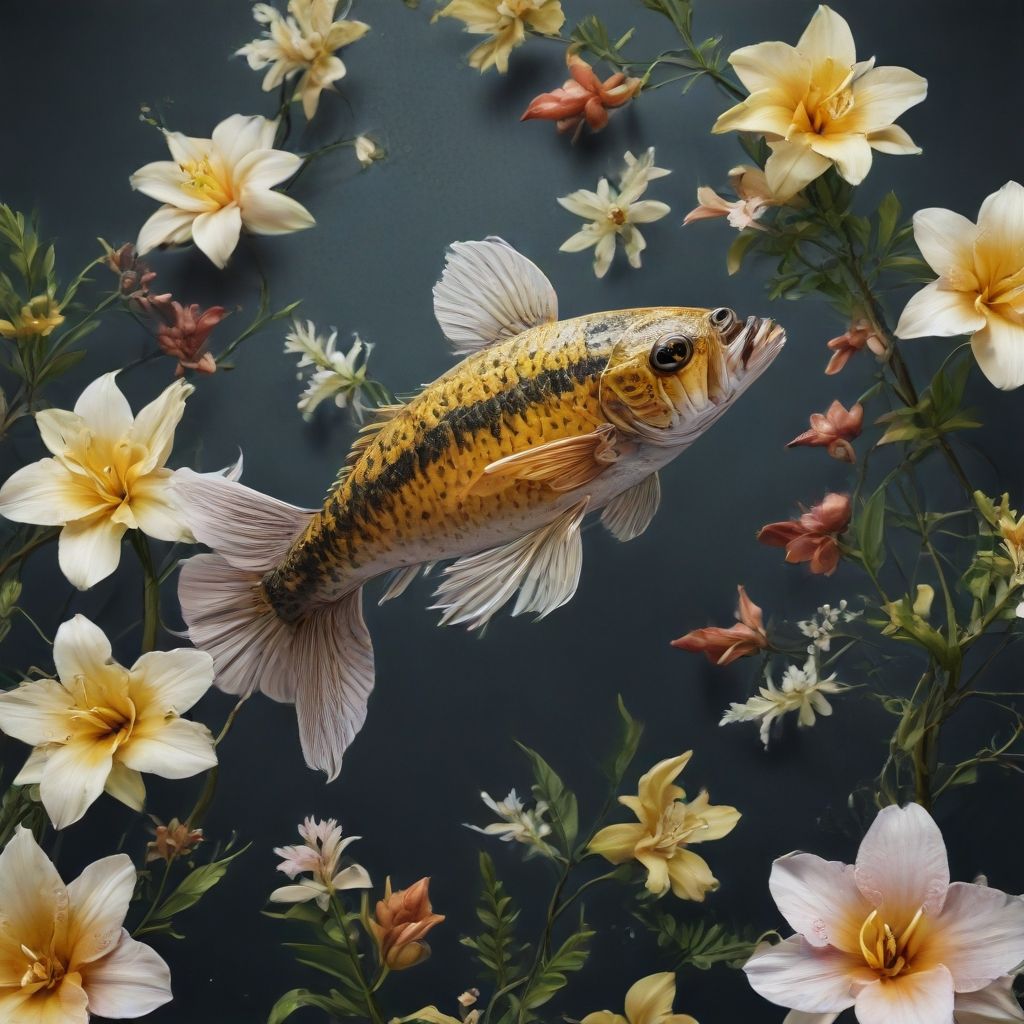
[
  {"left": 271, "top": 816, "right": 372, "bottom": 910},
  {"left": 826, "top": 318, "right": 888, "bottom": 374},
  {"left": 758, "top": 493, "right": 851, "bottom": 576},
  {"left": 788, "top": 400, "right": 864, "bottom": 462},
  {"left": 672, "top": 585, "right": 769, "bottom": 665},
  {"left": 684, "top": 165, "right": 780, "bottom": 231},
  {"left": 746, "top": 804, "right": 1024, "bottom": 1024}
]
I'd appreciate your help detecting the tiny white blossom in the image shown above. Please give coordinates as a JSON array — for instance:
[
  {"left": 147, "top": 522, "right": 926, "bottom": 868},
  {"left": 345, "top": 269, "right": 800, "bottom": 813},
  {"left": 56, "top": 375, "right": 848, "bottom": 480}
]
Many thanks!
[
  {"left": 285, "top": 319, "right": 373, "bottom": 422},
  {"left": 558, "top": 147, "right": 671, "bottom": 278},
  {"left": 354, "top": 135, "right": 385, "bottom": 168},
  {"left": 720, "top": 656, "right": 849, "bottom": 748},
  {"left": 465, "top": 789, "right": 555, "bottom": 858},
  {"left": 797, "top": 599, "right": 860, "bottom": 651}
]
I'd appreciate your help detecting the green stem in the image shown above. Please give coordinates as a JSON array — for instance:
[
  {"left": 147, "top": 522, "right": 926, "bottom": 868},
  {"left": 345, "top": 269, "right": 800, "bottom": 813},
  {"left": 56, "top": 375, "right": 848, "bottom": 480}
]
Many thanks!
[
  {"left": 133, "top": 859, "right": 173, "bottom": 938},
  {"left": 130, "top": 533, "right": 160, "bottom": 654},
  {"left": 0, "top": 527, "right": 58, "bottom": 578},
  {"left": 332, "top": 896, "right": 384, "bottom": 1024}
]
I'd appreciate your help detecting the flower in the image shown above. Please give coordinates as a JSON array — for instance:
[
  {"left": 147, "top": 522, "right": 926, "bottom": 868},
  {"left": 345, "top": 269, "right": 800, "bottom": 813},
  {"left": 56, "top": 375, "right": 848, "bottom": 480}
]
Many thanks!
[
  {"left": 580, "top": 972, "right": 697, "bottom": 1024},
  {"left": 465, "top": 788, "right": 555, "bottom": 858},
  {"left": 130, "top": 113, "right": 314, "bottom": 268},
  {"left": 105, "top": 242, "right": 159, "bottom": 302},
  {"left": 671, "top": 585, "right": 769, "bottom": 666},
  {"left": 758, "top": 493, "right": 851, "bottom": 576},
  {"left": 354, "top": 134, "right": 385, "bottom": 167},
  {"left": 237, "top": 0, "right": 369, "bottom": 120},
  {"left": 825, "top": 317, "right": 888, "bottom": 374},
  {"left": 683, "top": 165, "right": 781, "bottom": 232},
  {"left": 0, "top": 371, "right": 194, "bottom": 589},
  {"left": 559, "top": 148, "right": 671, "bottom": 278},
  {"left": 434, "top": 0, "right": 565, "bottom": 74},
  {"left": 589, "top": 752, "right": 739, "bottom": 901},
  {"left": 720, "top": 656, "right": 849, "bottom": 748},
  {"left": 521, "top": 53, "right": 642, "bottom": 139},
  {"left": 797, "top": 600, "right": 860, "bottom": 652},
  {"left": 139, "top": 296, "right": 227, "bottom": 376},
  {"left": 895, "top": 181, "right": 1024, "bottom": 390},
  {"left": 787, "top": 400, "right": 864, "bottom": 462},
  {"left": 271, "top": 816, "right": 372, "bottom": 910},
  {"left": 146, "top": 817, "right": 205, "bottom": 864},
  {"left": 0, "top": 294, "right": 64, "bottom": 340},
  {"left": 744, "top": 804, "right": 1024, "bottom": 1024},
  {"left": 0, "top": 826, "right": 172, "bottom": 1021},
  {"left": 712, "top": 5, "right": 927, "bottom": 200},
  {"left": 369, "top": 877, "right": 446, "bottom": 970},
  {"left": 285, "top": 319, "right": 374, "bottom": 421},
  {"left": 0, "top": 614, "right": 217, "bottom": 829}
]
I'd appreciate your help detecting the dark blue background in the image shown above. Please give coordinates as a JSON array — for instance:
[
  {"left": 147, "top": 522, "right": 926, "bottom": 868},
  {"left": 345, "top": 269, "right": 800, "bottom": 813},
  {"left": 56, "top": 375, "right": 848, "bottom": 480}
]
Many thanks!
[{"left": 2, "top": 1, "right": 1023, "bottom": 1021}]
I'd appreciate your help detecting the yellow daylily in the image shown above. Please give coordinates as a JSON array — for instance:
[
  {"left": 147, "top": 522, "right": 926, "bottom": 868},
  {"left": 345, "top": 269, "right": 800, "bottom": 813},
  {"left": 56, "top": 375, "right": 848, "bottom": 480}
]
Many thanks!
[
  {"left": 588, "top": 752, "right": 739, "bottom": 901},
  {"left": 712, "top": 5, "right": 926, "bottom": 200},
  {"left": 0, "top": 294, "right": 64, "bottom": 340},
  {"left": 581, "top": 972, "right": 697, "bottom": 1024},
  {"left": 434, "top": 0, "right": 565, "bottom": 74}
]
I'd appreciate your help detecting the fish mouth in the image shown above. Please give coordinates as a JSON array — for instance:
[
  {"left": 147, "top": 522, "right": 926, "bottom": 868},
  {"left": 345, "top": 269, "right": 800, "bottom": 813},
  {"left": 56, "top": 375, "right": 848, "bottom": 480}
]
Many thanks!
[{"left": 722, "top": 315, "right": 787, "bottom": 384}]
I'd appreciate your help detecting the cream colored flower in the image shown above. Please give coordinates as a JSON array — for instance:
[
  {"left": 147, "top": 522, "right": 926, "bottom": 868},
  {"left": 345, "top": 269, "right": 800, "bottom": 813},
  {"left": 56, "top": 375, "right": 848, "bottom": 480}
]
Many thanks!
[
  {"left": 588, "top": 752, "right": 739, "bottom": 901},
  {"left": 271, "top": 816, "right": 372, "bottom": 910},
  {"left": 0, "top": 615, "right": 217, "bottom": 829},
  {"left": 746, "top": 805, "right": 1024, "bottom": 1024},
  {"left": 0, "top": 372, "right": 193, "bottom": 589},
  {"left": 683, "top": 165, "right": 781, "bottom": 232},
  {"left": 581, "top": 972, "right": 697, "bottom": 1024},
  {"left": 720, "top": 656, "right": 849, "bottom": 748},
  {"left": 895, "top": 181, "right": 1024, "bottom": 390},
  {"left": 465, "top": 788, "right": 555, "bottom": 858},
  {"left": 0, "top": 827, "right": 172, "bottom": 1021},
  {"left": 713, "top": 5, "right": 926, "bottom": 200},
  {"left": 130, "top": 113, "right": 314, "bottom": 268},
  {"left": 435, "top": 0, "right": 565, "bottom": 74},
  {"left": 559, "top": 148, "right": 671, "bottom": 278},
  {"left": 354, "top": 134, "right": 385, "bottom": 167},
  {"left": 237, "top": 0, "right": 369, "bottom": 120},
  {"left": 285, "top": 319, "right": 374, "bottom": 421}
]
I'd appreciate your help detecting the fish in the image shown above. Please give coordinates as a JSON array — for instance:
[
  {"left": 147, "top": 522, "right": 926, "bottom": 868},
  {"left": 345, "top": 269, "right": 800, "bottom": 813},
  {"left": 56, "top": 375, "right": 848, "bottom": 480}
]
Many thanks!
[{"left": 174, "top": 237, "right": 786, "bottom": 778}]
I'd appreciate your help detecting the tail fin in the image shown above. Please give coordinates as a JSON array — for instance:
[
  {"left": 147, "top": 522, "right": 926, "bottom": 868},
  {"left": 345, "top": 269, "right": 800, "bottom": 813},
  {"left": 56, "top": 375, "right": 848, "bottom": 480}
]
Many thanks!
[{"left": 174, "top": 470, "right": 375, "bottom": 780}]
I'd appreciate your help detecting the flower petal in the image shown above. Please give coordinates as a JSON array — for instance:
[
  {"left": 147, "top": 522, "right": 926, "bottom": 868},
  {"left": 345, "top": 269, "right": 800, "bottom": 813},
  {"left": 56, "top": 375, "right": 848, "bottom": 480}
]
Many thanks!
[
  {"left": 104, "top": 761, "right": 146, "bottom": 811},
  {"left": 797, "top": 5, "right": 856, "bottom": 68},
  {"left": 765, "top": 141, "right": 831, "bottom": 201},
  {"left": 769, "top": 853, "right": 871, "bottom": 953},
  {"left": 0, "top": 459, "right": 95, "bottom": 526},
  {"left": 72, "top": 371, "right": 133, "bottom": 439},
  {"left": 65, "top": 854, "right": 135, "bottom": 966},
  {"left": 36, "top": 408, "right": 85, "bottom": 457},
  {"left": 628, "top": 200, "right": 671, "bottom": 224},
  {"left": 854, "top": 804, "right": 950, "bottom": 928},
  {"left": 744, "top": 936, "right": 864, "bottom": 1013},
  {"left": 853, "top": 966, "right": 954, "bottom": 1024},
  {"left": 83, "top": 931, "right": 172, "bottom": 1018},
  {"left": 332, "top": 864, "right": 373, "bottom": 891},
  {"left": 868, "top": 124, "right": 921, "bottom": 155},
  {"left": 0, "top": 679, "right": 74, "bottom": 747},
  {"left": 191, "top": 204, "right": 243, "bottom": 268},
  {"left": 895, "top": 281, "right": 987, "bottom": 340},
  {"left": 39, "top": 737, "right": 115, "bottom": 829},
  {"left": 0, "top": 827, "right": 66, "bottom": 953},
  {"left": 239, "top": 188, "right": 316, "bottom": 235},
  {"left": 728, "top": 40, "right": 810, "bottom": 100},
  {"left": 808, "top": 135, "right": 873, "bottom": 186},
  {"left": 129, "top": 160, "right": 211, "bottom": 212},
  {"left": 118, "top": 717, "right": 217, "bottom": 780},
  {"left": 954, "top": 976, "right": 1024, "bottom": 1023},
  {"left": 912, "top": 208, "right": 980, "bottom": 280},
  {"left": 136, "top": 205, "right": 196, "bottom": 255},
  {"left": 588, "top": 822, "right": 645, "bottom": 863},
  {"left": 234, "top": 148, "right": 304, "bottom": 191},
  {"left": 975, "top": 180, "right": 1024, "bottom": 289},
  {"left": 842, "top": 65, "right": 928, "bottom": 134},
  {"left": 211, "top": 113, "right": 277, "bottom": 165},
  {"left": 666, "top": 848, "right": 718, "bottom": 901},
  {"left": 713, "top": 93, "right": 799, "bottom": 137},
  {"left": 163, "top": 130, "right": 210, "bottom": 164},
  {"left": 131, "top": 647, "right": 214, "bottom": 716},
  {"left": 53, "top": 614, "right": 115, "bottom": 685},
  {"left": 971, "top": 311, "right": 1024, "bottom": 390},
  {"left": 129, "top": 378, "right": 191, "bottom": 470},
  {"left": 625, "top": 973, "right": 677, "bottom": 1024},
  {"left": 922, "top": 882, "right": 1024, "bottom": 992},
  {"left": 130, "top": 475, "right": 192, "bottom": 543}
]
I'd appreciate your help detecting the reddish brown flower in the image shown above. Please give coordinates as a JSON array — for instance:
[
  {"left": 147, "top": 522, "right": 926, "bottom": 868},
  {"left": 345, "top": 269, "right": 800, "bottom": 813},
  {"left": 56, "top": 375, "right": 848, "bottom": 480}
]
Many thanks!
[
  {"left": 106, "top": 242, "right": 158, "bottom": 303},
  {"left": 825, "top": 318, "right": 888, "bottom": 374},
  {"left": 138, "top": 296, "right": 226, "bottom": 376},
  {"left": 369, "top": 877, "right": 445, "bottom": 971},
  {"left": 671, "top": 585, "right": 769, "bottom": 665},
  {"left": 758, "top": 493, "right": 851, "bottom": 576},
  {"left": 521, "top": 53, "right": 642, "bottom": 139},
  {"left": 146, "top": 816, "right": 204, "bottom": 864},
  {"left": 787, "top": 400, "right": 864, "bottom": 462}
]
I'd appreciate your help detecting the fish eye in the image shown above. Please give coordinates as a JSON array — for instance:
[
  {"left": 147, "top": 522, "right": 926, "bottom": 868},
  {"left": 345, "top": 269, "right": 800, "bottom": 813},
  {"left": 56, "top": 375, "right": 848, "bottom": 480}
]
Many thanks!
[
  {"left": 709, "top": 306, "right": 736, "bottom": 331},
  {"left": 649, "top": 334, "right": 695, "bottom": 374}
]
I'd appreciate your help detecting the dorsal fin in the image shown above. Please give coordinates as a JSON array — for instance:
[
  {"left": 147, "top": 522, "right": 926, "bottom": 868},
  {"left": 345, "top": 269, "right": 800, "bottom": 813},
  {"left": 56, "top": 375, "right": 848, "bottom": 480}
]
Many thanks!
[
  {"left": 345, "top": 403, "right": 406, "bottom": 466},
  {"left": 433, "top": 237, "right": 559, "bottom": 354}
]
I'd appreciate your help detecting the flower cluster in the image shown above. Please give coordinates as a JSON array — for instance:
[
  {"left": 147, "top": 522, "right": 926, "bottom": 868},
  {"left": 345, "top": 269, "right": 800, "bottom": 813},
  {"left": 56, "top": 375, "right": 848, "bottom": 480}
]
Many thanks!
[
  {"left": 797, "top": 600, "right": 859, "bottom": 652},
  {"left": 466, "top": 788, "right": 555, "bottom": 858},
  {"left": 284, "top": 318, "right": 376, "bottom": 421},
  {"left": 271, "top": 816, "right": 372, "bottom": 910}
]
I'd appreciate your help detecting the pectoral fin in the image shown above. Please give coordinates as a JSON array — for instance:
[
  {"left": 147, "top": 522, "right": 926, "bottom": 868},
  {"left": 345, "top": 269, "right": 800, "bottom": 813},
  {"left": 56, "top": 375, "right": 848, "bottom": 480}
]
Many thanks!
[
  {"left": 433, "top": 237, "right": 558, "bottom": 353},
  {"left": 431, "top": 498, "right": 590, "bottom": 629},
  {"left": 601, "top": 473, "right": 661, "bottom": 541},
  {"left": 470, "top": 424, "right": 620, "bottom": 495}
]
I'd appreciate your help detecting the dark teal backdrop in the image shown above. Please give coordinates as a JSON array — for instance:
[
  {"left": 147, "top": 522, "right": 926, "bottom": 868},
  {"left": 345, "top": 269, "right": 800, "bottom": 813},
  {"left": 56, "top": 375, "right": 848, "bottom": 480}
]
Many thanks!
[{"left": 2, "top": 1, "right": 1023, "bottom": 1021}]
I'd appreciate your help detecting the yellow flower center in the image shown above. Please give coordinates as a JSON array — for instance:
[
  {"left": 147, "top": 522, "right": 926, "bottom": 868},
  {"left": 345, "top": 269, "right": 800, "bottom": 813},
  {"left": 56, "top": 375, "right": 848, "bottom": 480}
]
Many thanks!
[
  {"left": 651, "top": 803, "right": 704, "bottom": 852},
  {"left": 20, "top": 944, "right": 66, "bottom": 990},
  {"left": 179, "top": 157, "right": 233, "bottom": 207},
  {"left": 819, "top": 86, "right": 855, "bottom": 125},
  {"left": 858, "top": 906, "right": 925, "bottom": 979},
  {"left": 607, "top": 206, "right": 627, "bottom": 226},
  {"left": 63, "top": 436, "right": 150, "bottom": 515}
]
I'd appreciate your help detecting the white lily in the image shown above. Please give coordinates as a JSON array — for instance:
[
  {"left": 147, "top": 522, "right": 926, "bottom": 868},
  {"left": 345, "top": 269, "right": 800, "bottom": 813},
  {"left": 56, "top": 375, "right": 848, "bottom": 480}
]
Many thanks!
[
  {"left": 559, "top": 148, "right": 671, "bottom": 278},
  {"left": 895, "top": 181, "right": 1024, "bottom": 390},
  {"left": 0, "top": 827, "right": 172, "bottom": 1022},
  {"left": 712, "top": 5, "right": 927, "bottom": 200},
  {"left": 0, "top": 372, "right": 193, "bottom": 590},
  {"left": 130, "top": 113, "right": 314, "bottom": 268},
  {"left": 0, "top": 615, "right": 217, "bottom": 829},
  {"left": 237, "top": 0, "right": 370, "bottom": 120},
  {"left": 465, "top": 788, "right": 555, "bottom": 858}
]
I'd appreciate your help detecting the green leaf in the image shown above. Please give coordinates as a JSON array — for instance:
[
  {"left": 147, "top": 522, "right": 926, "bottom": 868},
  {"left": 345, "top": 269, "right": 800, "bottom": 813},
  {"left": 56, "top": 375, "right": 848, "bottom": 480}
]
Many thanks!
[
  {"left": 605, "top": 695, "right": 644, "bottom": 786},
  {"left": 726, "top": 230, "right": 761, "bottom": 275},
  {"left": 876, "top": 192, "right": 901, "bottom": 250},
  {"left": 516, "top": 743, "right": 578, "bottom": 853},
  {"left": 151, "top": 844, "right": 249, "bottom": 923},
  {"left": 281, "top": 943, "right": 364, "bottom": 985},
  {"left": 268, "top": 988, "right": 364, "bottom": 1024},
  {"left": 857, "top": 487, "right": 887, "bottom": 576},
  {"left": 461, "top": 851, "right": 526, "bottom": 986},
  {"left": 521, "top": 925, "right": 594, "bottom": 1010},
  {"left": 638, "top": 910, "right": 761, "bottom": 970}
]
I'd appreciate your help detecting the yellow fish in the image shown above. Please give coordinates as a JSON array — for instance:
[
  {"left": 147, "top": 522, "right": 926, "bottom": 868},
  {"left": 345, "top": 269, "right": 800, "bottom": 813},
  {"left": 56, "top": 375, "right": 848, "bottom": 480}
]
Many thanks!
[{"left": 175, "top": 238, "right": 786, "bottom": 777}]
